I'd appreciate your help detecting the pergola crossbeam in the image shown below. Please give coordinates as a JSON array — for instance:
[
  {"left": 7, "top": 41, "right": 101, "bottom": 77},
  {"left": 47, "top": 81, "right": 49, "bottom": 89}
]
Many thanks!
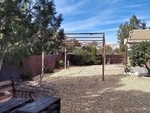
[{"left": 64, "top": 32, "right": 106, "bottom": 81}]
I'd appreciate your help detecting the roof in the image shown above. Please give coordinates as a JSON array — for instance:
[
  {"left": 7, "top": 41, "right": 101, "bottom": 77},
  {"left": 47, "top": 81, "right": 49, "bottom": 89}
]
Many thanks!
[{"left": 128, "top": 29, "right": 150, "bottom": 40}]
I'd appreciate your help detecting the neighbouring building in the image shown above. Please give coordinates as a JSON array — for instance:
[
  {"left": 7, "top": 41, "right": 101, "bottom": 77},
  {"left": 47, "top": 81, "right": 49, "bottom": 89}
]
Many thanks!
[{"left": 125, "top": 29, "right": 150, "bottom": 64}]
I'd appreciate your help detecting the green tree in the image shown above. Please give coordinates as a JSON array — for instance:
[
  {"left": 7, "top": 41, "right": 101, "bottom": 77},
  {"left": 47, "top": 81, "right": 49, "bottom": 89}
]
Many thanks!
[
  {"left": 129, "top": 41, "right": 150, "bottom": 76},
  {"left": 0, "top": 0, "right": 64, "bottom": 71},
  {"left": 0, "top": 0, "right": 32, "bottom": 69},
  {"left": 29, "top": 0, "right": 64, "bottom": 55},
  {"left": 91, "top": 46, "right": 97, "bottom": 60},
  {"left": 72, "top": 48, "right": 90, "bottom": 65},
  {"left": 117, "top": 15, "right": 147, "bottom": 52},
  {"left": 117, "top": 22, "right": 130, "bottom": 52},
  {"left": 105, "top": 45, "right": 113, "bottom": 54},
  {"left": 114, "top": 48, "right": 120, "bottom": 54}
]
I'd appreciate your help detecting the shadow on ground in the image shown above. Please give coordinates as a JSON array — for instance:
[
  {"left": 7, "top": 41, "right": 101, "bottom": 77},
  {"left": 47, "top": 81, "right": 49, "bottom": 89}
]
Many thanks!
[{"left": 17, "top": 74, "right": 150, "bottom": 113}]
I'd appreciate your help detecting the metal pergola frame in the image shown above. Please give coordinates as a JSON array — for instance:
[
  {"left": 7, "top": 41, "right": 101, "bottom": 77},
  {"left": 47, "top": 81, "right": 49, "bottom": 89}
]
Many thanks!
[{"left": 63, "top": 33, "right": 106, "bottom": 81}]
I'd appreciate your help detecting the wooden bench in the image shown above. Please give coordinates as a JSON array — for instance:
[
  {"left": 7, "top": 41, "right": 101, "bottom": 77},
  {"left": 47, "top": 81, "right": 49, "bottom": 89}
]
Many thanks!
[
  {"left": 0, "top": 98, "right": 32, "bottom": 113},
  {"left": 0, "top": 79, "right": 35, "bottom": 102},
  {"left": 16, "top": 96, "right": 61, "bottom": 113}
]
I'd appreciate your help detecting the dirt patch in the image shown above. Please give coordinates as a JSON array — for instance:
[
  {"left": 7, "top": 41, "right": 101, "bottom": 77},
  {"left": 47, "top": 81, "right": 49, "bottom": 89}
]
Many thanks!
[{"left": 17, "top": 65, "right": 150, "bottom": 113}]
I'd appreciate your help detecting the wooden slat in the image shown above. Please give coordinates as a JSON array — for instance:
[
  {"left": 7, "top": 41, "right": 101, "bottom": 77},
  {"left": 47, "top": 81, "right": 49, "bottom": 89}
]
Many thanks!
[
  {"left": 17, "top": 97, "right": 60, "bottom": 113},
  {"left": 50, "top": 104, "right": 59, "bottom": 110},
  {"left": 0, "top": 86, "right": 13, "bottom": 93},
  {"left": 51, "top": 110, "right": 60, "bottom": 113},
  {"left": 0, "top": 80, "right": 11, "bottom": 87},
  {"left": 0, "top": 94, "right": 13, "bottom": 100},
  {"left": 0, "top": 79, "right": 35, "bottom": 101},
  {"left": 16, "top": 89, "right": 34, "bottom": 93},
  {"left": 0, "top": 98, "right": 31, "bottom": 113}
]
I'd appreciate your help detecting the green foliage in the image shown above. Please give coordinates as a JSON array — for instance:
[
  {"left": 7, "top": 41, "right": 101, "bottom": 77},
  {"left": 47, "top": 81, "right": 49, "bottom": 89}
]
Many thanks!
[
  {"left": 0, "top": 0, "right": 32, "bottom": 54},
  {"left": 72, "top": 49, "right": 90, "bottom": 65},
  {"left": 124, "top": 65, "right": 131, "bottom": 74},
  {"left": 59, "top": 60, "right": 64, "bottom": 66},
  {"left": 114, "top": 48, "right": 120, "bottom": 54},
  {"left": 72, "top": 47, "right": 102, "bottom": 66},
  {"left": 44, "top": 67, "right": 53, "bottom": 73},
  {"left": 95, "top": 53, "right": 102, "bottom": 64},
  {"left": 0, "top": 0, "right": 64, "bottom": 65},
  {"left": 129, "top": 41, "right": 150, "bottom": 75},
  {"left": 30, "top": 0, "right": 64, "bottom": 55},
  {"left": 91, "top": 47, "right": 97, "bottom": 60},
  {"left": 21, "top": 72, "right": 33, "bottom": 81},
  {"left": 105, "top": 45, "right": 113, "bottom": 54},
  {"left": 117, "top": 15, "right": 147, "bottom": 52},
  {"left": 4, "top": 45, "right": 31, "bottom": 64},
  {"left": 129, "top": 41, "right": 150, "bottom": 66}
]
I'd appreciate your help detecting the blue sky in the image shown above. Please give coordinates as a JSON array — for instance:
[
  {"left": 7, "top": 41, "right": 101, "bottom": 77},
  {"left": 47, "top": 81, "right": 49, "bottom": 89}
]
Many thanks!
[{"left": 54, "top": 0, "right": 150, "bottom": 43}]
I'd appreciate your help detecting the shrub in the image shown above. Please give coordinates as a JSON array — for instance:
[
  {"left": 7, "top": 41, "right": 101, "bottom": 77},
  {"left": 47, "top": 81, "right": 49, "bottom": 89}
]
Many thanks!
[
  {"left": 71, "top": 49, "right": 89, "bottom": 65},
  {"left": 124, "top": 65, "right": 131, "bottom": 74},
  {"left": 71, "top": 48, "right": 102, "bottom": 65},
  {"left": 59, "top": 60, "right": 64, "bottom": 66},
  {"left": 44, "top": 67, "right": 53, "bottom": 73},
  {"left": 21, "top": 72, "right": 33, "bottom": 81},
  {"left": 94, "top": 53, "right": 102, "bottom": 64},
  {"left": 129, "top": 41, "right": 150, "bottom": 76}
]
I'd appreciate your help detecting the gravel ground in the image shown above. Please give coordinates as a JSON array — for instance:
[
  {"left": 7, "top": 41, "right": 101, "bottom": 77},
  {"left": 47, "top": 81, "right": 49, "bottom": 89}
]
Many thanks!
[{"left": 18, "top": 65, "right": 150, "bottom": 113}]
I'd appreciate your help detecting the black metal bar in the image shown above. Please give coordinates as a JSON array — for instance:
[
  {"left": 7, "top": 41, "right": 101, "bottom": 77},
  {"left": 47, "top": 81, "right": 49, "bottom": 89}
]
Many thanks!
[
  {"left": 66, "top": 37, "right": 104, "bottom": 38},
  {"left": 64, "top": 32, "right": 105, "bottom": 81},
  {"left": 102, "top": 34, "right": 105, "bottom": 81},
  {"left": 63, "top": 40, "right": 103, "bottom": 42},
  {"left": 65, "top": 33, "right": 104, "bottom": 35}
]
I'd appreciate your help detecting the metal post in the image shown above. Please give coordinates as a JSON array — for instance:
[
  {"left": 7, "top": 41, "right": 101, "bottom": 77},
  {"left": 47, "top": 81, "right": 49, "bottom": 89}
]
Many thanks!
[
  {"left": 125, "top": 43, "right": 128, "bottom": 64},
  {"left": 102, "top": 34, "right": 105, "bottom": 81},
  {"left": 64, "top": 45, "right": 67, "bottom": 69}
]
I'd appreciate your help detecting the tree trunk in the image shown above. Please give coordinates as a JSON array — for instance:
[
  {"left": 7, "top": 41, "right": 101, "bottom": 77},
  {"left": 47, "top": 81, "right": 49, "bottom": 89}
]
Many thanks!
[
  {"left": 144, "top": 63, "right": 150, "bottom": 76},
  {"left": 0, "top": 52, "right": 5, "bottom": 72}
]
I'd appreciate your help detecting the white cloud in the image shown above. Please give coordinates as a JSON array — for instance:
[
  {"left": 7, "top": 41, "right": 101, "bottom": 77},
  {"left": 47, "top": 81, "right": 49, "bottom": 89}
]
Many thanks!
[
  {"left": 119, "top": 2, "right": 150, "bottom": 9},
  {"left": 96, "top": 0, "right": 119, "bottom": 6},
  {"left": 61, "top": 15, "right": 126, "bottom": 32},
  {"left": 95, "top": 28, "right": 118, "bottom": 32},
  {"left": 54, "top": 0, "right": 86, "bottom": 15},
  {"left": 54, "top": 0, "right": 150, "bottom": 43}
]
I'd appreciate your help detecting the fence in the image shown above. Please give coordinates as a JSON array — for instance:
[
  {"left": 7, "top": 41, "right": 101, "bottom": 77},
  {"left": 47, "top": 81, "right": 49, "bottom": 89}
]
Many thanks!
[
  {"left": 106, "top": 54, "right": 124, "bottom": 64},
  {"left": 0, "top": 54, "right": 72, "bottom": 81},
  {"left": 0, "top": 54, "right": 123, "bottom": 81}
]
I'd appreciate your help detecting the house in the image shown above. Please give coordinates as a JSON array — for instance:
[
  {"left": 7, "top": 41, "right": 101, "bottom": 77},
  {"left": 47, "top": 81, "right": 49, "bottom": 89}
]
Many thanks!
[
  {"left": 127, "top": 29, "right": 150, "bottom": 44},
  {"left": 125, "top": 29, "right": 150, "bottom": 64}
]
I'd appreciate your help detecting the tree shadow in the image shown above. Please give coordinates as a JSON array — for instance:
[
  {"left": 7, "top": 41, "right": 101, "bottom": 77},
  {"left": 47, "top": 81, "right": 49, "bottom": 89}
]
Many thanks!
[{"left": 17, "top": 74, "right": 150, "bottom": 113}]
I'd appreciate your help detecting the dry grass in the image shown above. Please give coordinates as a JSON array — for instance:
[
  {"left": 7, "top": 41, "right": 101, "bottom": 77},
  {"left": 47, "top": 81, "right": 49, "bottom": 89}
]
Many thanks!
[{"left": 18, "top": 65, "right": 150, "bottom": 113}]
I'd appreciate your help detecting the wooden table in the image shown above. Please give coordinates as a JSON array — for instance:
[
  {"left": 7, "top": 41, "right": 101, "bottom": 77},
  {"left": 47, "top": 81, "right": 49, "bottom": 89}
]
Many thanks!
[
  {"left": 0, "top": 98, "right": 31, "bottom": 113},
  {"left": 17, "top": 96, "right": 60, "bottom": 113}
]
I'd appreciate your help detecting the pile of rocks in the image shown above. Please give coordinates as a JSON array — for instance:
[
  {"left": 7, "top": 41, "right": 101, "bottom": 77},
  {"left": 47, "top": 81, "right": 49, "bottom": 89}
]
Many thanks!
[{"left": 124, "top": 66, "right": 149, "bottom": 77}]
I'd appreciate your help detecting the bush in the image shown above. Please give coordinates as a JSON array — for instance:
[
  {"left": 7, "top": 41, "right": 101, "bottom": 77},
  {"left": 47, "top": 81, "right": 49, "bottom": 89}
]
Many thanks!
[
  {"left": 71, "top": 48, "right": 102, "bottom": 65},
  {"left": 59, "top": 60, "right": 64, "bottom": 66},
  {"left": 94, "top": 53, "right": 102, "bottom": 65},
  {"left": 71, "top": 49, "right": 89, "bottom": 65},
  {"left": 44, "top": 67, "right": 53, "bottom": 73},
  {"left": 21, "top": 72, "right": 33, "bottom": 81},
  {"left": 129, "top": 41, "right": 150, "bottom": 75},
  {"left": 124, "top": 65, "right": 131, "bottom": 74},
  {"left": 85, "top": 59, "right": 95, "bottom": 65}
]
